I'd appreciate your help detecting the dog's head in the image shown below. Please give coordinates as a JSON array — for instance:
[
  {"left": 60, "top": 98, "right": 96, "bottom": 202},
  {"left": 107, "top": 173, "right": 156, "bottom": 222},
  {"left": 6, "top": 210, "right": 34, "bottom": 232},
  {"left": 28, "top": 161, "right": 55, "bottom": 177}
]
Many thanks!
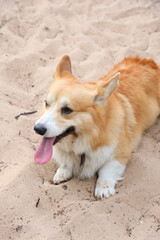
[{"left": 34, "top": 55, "right": 120, "bottom": 164}]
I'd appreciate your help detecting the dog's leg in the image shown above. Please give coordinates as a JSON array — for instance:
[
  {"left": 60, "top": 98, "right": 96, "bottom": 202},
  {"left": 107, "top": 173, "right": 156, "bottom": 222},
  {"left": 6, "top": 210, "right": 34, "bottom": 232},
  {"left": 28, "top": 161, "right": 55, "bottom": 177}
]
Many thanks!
[
  {"left": 52, "top": 147, "right": 75, "bottom": 184},
  {"left": 95, "top": 160, "right": 126, "bottom": 198},
  {"left": 53, "top": 165, "right": 73, "bottom": 184}
]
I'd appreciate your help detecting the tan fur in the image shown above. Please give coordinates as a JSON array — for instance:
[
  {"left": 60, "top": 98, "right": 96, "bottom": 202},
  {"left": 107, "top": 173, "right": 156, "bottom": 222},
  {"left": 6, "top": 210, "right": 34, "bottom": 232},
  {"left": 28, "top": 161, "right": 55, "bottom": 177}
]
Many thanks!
[
  {"left": 36, "top": 55, "right": 160, "bottom": 198},
  {"left": 44, "top": 56, "right": 160, "bottom": 167}
]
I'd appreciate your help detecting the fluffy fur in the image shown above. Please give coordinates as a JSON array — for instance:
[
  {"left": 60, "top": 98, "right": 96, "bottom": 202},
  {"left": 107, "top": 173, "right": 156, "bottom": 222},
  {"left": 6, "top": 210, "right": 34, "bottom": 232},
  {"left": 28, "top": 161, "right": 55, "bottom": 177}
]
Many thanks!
[{"left": 35, "top": 56, "right": 160, "bottom": 198}]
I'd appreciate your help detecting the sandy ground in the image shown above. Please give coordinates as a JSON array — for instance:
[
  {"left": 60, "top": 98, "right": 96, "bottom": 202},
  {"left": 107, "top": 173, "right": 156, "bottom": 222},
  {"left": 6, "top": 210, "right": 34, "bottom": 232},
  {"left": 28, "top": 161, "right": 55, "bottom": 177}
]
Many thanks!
[{"left": 0, "top": 0, "right": 160, "bottom": 239}]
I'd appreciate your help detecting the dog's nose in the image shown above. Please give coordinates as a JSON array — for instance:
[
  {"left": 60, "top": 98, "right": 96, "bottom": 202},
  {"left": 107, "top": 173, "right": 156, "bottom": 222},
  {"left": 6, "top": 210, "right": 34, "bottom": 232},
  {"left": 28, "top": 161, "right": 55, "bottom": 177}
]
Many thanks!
[{"left": 34, "top": 124, "right": 47, "bottom": 136}]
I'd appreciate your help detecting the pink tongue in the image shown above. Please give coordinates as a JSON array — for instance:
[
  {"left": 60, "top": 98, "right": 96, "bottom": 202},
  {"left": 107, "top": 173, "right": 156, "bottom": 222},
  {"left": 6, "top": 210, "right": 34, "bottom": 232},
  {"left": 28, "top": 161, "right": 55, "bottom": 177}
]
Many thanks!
[{"left": 34, "top": 137, "right": 55, "bottom": 164}]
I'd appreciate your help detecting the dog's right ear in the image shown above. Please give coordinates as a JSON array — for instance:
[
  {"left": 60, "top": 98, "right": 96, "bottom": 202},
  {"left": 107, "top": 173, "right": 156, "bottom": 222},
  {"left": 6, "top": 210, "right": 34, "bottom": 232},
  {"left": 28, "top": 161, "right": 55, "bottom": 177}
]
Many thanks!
[
  {"left": 94, "top": 72, "right": 120, "bottom": 105},
  {"left": 55, "top": 55, "right": 72, "bottom": 78}
]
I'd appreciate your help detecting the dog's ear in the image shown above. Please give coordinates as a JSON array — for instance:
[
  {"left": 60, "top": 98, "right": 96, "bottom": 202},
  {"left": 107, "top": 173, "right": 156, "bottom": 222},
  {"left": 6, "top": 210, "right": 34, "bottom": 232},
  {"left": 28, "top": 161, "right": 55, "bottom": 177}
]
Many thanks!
[
  {"left": 55, "top": 55, "right": 72, "bottom": 77},
  {"left": 94, "top": 72, "right": 120, "bottom": 104}
]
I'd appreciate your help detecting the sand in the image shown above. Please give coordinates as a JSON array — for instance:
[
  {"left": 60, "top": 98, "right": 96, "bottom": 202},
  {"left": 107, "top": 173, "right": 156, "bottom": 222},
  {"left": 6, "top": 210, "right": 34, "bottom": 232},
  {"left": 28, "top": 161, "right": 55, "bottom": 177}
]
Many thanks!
[{"left": 0, "top": 0, "right": 160, "bottom": 239}]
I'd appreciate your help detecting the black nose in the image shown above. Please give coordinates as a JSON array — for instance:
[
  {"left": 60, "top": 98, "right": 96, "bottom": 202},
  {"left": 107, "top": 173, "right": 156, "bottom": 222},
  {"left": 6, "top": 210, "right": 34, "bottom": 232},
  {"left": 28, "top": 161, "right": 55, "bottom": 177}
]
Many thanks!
[{"left": 34, "top": 124, "right": 47, "bottom": 136}]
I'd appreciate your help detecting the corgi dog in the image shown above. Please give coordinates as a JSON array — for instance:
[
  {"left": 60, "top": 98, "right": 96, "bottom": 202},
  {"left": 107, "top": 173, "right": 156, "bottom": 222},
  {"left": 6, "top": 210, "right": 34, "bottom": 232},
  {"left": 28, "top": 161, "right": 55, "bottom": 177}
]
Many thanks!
[{"left": 34, "top": 56, "right": 160, "bottom": 198}]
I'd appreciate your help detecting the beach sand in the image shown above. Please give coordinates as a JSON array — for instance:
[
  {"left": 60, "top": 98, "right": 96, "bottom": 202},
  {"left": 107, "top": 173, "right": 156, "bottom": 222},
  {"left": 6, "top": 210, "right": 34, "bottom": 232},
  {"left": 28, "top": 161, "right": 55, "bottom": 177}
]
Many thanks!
[{"left": 0, "top": 0, "right": 160, "bottom": 239}]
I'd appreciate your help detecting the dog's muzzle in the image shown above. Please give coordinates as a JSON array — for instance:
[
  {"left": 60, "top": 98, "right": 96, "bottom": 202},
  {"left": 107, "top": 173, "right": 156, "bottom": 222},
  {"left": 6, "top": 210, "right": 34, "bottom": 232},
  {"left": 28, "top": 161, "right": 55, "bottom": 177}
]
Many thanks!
[{"left": 34, "top": 124, "right": 75, "bottom": 144}]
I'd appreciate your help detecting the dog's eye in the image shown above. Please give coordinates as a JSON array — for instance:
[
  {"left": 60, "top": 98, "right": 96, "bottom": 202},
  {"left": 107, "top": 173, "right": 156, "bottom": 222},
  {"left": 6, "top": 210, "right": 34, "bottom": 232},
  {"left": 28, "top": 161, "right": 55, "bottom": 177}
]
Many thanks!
[
  {"left": 61, "top": 106, "right": 73, "bottom": 114},
  {"left": 44, "top": 100, "right": 49, "bottom": 108}
]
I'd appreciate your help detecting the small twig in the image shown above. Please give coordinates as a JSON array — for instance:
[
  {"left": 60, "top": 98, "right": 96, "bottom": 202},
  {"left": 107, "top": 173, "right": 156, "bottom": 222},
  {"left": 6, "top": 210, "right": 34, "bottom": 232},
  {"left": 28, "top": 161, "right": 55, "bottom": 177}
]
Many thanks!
[
  {"left": 16, "top": 225, "right": 23, "bottom": 232},
  {"left": 156, "top": 226, "right": 160, "bottom": 232},
  {"left": 15, "top": 110, "right": 37, "bottom": 120},
  {"left": 41, "top": 177, "right": 44, "bottom": 184},
  {"left": 35, "top": 197, "right": 40, "bottom": 207},
  {"left": 139, "top": 209, "right": 149, "bottom": 222}
]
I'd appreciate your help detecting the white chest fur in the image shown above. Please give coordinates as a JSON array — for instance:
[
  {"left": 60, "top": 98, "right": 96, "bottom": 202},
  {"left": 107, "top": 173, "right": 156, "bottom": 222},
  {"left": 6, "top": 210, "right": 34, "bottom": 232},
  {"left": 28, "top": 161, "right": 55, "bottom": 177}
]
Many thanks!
[{"left": 53, "top": 135, "right": 115, "bottom": 179}]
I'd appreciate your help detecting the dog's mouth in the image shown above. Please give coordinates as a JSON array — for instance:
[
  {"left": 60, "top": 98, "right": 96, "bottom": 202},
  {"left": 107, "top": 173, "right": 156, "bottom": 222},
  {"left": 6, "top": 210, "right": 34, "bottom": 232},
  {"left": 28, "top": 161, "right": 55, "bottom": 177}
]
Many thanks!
[
  {"left": 53, "top": 126, "right": 75, "bottom": 145},
  {"left": 34, "top": 126, "right": 75, "bottom": 165}
]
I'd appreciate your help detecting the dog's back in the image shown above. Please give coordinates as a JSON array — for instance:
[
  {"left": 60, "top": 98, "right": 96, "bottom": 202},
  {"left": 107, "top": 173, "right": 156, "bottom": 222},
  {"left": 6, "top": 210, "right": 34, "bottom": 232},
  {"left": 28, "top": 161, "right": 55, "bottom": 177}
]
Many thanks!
[
  {"left": 107, "top": 57, "right": 160, "bottom": 164},
  {"left": 106, "top": 57, "right": 160, "bottom": 129}
]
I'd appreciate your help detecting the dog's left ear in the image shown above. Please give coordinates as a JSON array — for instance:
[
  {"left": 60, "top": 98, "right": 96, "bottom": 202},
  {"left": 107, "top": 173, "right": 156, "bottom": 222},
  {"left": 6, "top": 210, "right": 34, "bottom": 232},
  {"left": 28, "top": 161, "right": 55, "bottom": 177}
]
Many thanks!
[
  {"left": 94, "top": 72, "right": 120, "bottom": 104},
  {"left": 55, "top": 55, "right": 72, "bottom": 77}
]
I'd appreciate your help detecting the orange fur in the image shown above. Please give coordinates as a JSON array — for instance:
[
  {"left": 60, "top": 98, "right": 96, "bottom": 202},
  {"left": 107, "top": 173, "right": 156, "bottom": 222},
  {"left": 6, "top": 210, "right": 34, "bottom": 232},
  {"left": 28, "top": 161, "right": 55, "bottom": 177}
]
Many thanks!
[
  {"left": 92, "top": 57, "right": 160, "bottom": 164},
  {"left": 45, "top": 56, "right": 160, "bottom": 164},
  {"left": 35, "top": 55, "right": 160, "bottom": 198}
]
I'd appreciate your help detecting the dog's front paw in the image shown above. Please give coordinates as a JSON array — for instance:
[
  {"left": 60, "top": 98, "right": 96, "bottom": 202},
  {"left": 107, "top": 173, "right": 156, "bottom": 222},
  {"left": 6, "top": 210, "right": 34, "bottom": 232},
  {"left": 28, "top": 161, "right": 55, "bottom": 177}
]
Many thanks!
[
  {"left": 53, "top": 167, "right": 72, "bottom": 185},
  {"left": 95, "top": 180, "right": 116, "bottom": 199}
]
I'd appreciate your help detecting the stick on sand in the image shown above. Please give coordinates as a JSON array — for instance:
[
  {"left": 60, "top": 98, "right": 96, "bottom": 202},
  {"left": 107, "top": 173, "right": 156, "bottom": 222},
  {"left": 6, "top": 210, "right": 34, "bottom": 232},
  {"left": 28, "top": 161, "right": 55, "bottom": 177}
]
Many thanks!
[{"left": 15, "top": 110, "right": 37, "bottom": 120}]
